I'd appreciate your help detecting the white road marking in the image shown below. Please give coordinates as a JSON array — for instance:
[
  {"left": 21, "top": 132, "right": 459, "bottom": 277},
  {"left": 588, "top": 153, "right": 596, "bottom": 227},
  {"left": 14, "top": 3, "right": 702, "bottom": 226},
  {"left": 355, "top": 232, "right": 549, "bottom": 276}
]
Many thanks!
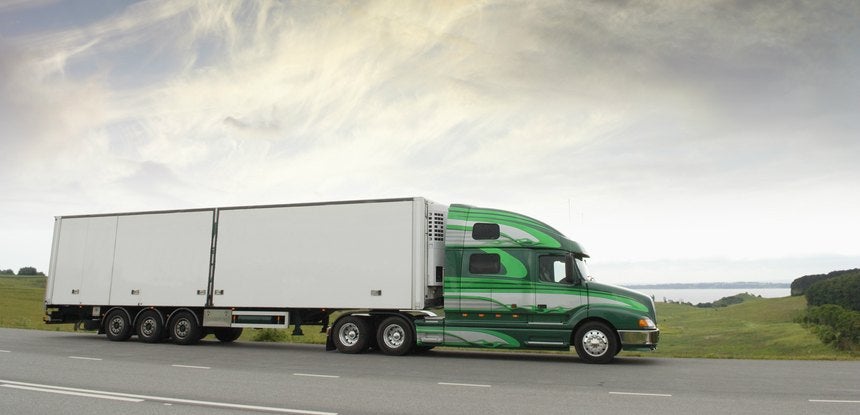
[
  {"left": 171, "top": 364, "right": 211, "bottom": 370},
  {"left": 293, "top": 373, "right": 340, "bottom": 379},
  {"left": 810, "top": 399, "right": 860, "bottom": 404},
  {"left": 68, "top": 356, "right": 102, "bottom": 361},
  {"left": 1, "top": 384, "right": 143, "bottom": 402},
  {"left": 0, "top": 350, "right": 10, "bottom": 353},
  {"left": 438, "top": 382, "right": 492, "bottom": 388},
  {"left": 610, "top": 392, "right": 672, "bottom": 397},
  {"left": 0, "top": 379, "right": 337, "bottom": 415}
]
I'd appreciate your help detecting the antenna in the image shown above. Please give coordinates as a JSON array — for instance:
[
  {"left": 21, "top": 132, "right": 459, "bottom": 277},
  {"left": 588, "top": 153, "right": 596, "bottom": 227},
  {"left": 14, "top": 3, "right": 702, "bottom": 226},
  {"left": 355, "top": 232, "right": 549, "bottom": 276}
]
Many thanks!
[{"left": 568, "top": 198, "right": 572, "bottom": 228}]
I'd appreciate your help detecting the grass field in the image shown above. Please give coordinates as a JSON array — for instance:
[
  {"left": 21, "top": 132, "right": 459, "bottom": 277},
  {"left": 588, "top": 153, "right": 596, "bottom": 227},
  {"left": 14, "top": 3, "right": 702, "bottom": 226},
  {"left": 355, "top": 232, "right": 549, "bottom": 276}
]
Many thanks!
[
  {"left": 635, "top": 296, "right": 855, "bottom": 360},
  {"left": 1, "top": 276, "right": 855, "bottom": 360},
  {"left": 0, "top": 276, "right": 72, "bottom": 331}
]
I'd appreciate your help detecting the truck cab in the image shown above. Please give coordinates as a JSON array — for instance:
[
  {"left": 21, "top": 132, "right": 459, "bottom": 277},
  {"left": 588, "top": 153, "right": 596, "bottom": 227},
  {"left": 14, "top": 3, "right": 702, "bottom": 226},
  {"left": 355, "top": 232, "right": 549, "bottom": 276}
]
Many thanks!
[{"left": 414, "top": 204, "right": 659, "bottom": 363}]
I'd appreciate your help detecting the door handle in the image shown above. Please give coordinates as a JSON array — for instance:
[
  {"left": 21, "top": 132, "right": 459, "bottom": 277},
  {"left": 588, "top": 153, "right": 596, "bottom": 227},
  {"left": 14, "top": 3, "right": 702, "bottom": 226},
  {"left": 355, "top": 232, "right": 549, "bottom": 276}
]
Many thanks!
[{"left": 537, "top": 304, "right": 547, "bottom": 309}]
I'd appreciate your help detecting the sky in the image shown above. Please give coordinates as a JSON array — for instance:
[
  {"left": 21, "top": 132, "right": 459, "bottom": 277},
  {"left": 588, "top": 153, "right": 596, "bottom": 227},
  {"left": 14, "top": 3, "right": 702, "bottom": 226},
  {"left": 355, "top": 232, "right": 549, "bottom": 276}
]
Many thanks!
[{"left": 1, "top": 0, "right": 859, "bottom": 285}]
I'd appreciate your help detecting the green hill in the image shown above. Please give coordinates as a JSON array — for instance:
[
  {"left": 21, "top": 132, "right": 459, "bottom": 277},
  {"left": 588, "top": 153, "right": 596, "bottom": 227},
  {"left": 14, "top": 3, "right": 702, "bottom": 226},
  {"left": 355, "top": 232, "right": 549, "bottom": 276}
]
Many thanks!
[{"left": 638, "top": 295, "right": 855, "bottom": 359}]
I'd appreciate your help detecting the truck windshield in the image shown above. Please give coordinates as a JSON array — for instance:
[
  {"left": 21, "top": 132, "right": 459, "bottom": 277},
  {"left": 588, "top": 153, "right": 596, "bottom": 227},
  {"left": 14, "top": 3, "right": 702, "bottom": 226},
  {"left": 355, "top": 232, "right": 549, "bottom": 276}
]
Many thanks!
[{"left": 574, "top": 257, "right": 590, "bottom": 281}]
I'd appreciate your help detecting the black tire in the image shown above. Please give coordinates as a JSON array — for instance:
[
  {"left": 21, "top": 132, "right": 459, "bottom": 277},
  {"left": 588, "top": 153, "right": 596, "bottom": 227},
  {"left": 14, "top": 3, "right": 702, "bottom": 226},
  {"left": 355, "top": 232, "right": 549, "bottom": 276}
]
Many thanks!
[
  {"left": 413, "top": 345, "right": 435, "bottom": 354},
  {"left": 170, "top": 311, "right": 202, "bottom": 345},
  {"left": 376, "top": 316, "right": 414, "bottom": 356},
  {"left": 104, "top": 309, "right": 132, "bottom": 342},
  {"left": 214, "top": 327, "right": 243, "bottom": 342},
  {"left": 332, "top": 315, "right": 371, "bottom": 354},
  {"left": 136, "top": 310, "right": 164, "bottom": 343},
  {"left": 573, "top": 321, "right": 617, "bottom": 364}
]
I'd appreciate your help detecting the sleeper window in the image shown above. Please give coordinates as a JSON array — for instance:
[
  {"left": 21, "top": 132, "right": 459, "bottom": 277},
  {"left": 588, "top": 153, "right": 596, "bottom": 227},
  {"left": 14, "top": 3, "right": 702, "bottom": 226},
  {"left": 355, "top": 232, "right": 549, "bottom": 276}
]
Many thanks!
[{"left": 469, "top": 253, "right": 501, "bottom": 274}]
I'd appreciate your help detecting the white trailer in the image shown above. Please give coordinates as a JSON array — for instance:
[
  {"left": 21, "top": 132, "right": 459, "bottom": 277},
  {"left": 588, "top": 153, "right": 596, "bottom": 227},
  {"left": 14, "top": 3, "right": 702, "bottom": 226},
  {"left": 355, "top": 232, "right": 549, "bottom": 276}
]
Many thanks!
[{"left": 46, "top": 198, "right": 447, "bottom": 346}]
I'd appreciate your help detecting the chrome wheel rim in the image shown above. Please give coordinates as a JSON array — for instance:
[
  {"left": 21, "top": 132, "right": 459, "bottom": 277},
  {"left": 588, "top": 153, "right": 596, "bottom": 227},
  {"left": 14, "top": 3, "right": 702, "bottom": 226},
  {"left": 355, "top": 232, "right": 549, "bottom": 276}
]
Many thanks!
[
  {"left": 382, "top": 324, "right": 405, "bottom": 349},
  {"left": 338, "top": 323, "right": 360, "bottom": 346},
  {"left": 582, "top": 329, "right": 610, "bottom": 357}
]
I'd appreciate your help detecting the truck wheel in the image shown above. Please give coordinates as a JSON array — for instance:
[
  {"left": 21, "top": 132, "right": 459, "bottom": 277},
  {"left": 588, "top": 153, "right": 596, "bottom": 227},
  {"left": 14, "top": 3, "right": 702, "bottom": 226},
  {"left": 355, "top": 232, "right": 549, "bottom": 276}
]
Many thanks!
[
  {"left": 377, "top": 316, "right": 414, "bottom": 356},
  {"left": 333, "top": 316, "right": 370, "bottom": 353},
  {"left": 414, "top": 345, "right": 435, "bottom": 354},
  {"left": 136, "top": 310, "right": 164, "bottom": 343},
  {"left": 574, "top": 321, "right": 617, "bottom": 364},
  {"left": 170, "top": 311, "right": 201, "bottom": 345},
  {"left": 104, "top": 309, "right": 132, "bottom": 341},
  {"left": 214, "top": 327, "right": 243, "bottom": 342}
]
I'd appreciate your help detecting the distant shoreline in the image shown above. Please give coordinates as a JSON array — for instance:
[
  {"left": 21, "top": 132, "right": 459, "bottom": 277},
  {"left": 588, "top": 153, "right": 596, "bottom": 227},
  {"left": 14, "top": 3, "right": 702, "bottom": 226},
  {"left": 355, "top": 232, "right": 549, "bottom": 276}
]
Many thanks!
[{"left": 624, "top": 282, "right": 790, "bottom": 289}]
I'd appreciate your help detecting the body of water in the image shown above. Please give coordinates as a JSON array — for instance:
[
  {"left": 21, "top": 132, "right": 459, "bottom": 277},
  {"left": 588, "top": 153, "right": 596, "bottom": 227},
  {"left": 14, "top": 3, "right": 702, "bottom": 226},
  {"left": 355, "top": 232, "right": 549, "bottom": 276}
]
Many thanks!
[{"left": 627, "top": 288, "right": 792, "bottom": 305}]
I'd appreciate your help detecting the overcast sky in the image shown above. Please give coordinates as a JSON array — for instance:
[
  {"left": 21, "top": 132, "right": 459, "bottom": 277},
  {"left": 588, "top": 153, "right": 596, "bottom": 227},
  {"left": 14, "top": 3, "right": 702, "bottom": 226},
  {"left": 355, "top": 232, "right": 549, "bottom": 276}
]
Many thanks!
[{"left": 2, "top": 0, "right": 859, "bottom": 284}]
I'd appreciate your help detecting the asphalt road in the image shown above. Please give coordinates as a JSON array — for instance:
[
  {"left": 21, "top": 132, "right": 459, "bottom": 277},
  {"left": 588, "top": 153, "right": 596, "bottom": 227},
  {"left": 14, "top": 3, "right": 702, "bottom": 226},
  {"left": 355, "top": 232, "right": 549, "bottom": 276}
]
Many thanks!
[{"left": 1, "top": 328, "right": 858, "bottom": 415}]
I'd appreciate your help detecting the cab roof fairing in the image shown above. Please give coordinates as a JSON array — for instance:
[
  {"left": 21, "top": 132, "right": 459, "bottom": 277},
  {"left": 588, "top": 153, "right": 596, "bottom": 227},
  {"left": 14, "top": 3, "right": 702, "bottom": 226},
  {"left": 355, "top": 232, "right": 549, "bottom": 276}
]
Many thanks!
[{"left": 446, "top": 204, "right": 588, "bottom": 257}]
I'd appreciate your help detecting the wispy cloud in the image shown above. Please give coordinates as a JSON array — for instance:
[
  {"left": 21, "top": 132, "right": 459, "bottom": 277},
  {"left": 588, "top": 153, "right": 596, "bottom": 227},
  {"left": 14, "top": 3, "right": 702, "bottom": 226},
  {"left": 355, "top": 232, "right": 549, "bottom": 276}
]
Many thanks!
[{"left": 1, "top": 0, "right": 859, "bottom": 280}]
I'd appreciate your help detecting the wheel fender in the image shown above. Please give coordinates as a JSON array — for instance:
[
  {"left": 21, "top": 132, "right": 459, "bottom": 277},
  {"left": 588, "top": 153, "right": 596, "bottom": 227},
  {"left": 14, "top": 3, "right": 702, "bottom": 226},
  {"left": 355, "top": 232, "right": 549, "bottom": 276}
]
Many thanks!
[{"left": 586, "top": 305, "right": 646, "bottom": 331}]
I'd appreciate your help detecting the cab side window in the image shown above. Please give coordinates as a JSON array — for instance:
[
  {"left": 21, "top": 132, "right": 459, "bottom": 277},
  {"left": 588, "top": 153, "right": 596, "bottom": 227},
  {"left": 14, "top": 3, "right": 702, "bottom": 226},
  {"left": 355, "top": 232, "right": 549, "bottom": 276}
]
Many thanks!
[
  {"left": 538, "top": 255, "right": 571, "bottom": 284},
  {"left": 469, "top": 253, "right": 501, "bottom": 274}
]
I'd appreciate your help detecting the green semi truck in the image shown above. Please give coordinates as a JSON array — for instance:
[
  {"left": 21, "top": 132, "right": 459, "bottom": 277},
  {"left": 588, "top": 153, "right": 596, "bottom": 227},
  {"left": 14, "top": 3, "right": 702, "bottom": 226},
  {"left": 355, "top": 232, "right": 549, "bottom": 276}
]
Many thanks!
[
  {"left": 46, "top": 197, "right": 657, "bottom": 364},
  {"left": 327, "top": 201, "right": 659, "bottom": 364}
]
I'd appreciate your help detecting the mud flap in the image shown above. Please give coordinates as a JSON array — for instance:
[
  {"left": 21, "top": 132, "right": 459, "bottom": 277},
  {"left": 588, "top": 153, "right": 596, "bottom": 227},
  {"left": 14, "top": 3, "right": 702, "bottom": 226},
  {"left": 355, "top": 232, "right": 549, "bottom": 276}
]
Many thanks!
[{"left": 325, "top": 328, "right": 336, "bottom": 351}]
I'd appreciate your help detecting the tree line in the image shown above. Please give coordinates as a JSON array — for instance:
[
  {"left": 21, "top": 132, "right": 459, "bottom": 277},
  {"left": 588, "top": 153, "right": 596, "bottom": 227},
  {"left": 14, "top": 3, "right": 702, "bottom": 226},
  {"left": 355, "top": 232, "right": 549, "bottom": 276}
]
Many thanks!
[
  {"left": 792, "top": 268, "right": 860, "bottom": 351},
  {"left": 0, "top": 267, "right": 45, "bottom": 276}
]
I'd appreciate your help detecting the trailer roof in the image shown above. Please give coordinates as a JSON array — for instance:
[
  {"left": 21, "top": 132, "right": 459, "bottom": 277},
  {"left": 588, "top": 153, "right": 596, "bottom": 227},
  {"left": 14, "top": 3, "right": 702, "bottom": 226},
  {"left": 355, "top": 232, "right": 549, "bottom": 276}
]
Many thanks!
[{"left": 56, "top": 197, "right": 424, "bottom": 219}]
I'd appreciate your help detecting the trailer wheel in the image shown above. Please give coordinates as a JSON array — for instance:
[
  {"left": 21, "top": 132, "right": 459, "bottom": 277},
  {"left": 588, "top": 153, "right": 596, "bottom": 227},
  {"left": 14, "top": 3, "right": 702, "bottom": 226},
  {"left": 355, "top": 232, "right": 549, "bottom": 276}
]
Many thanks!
[
  {"left": 573, "top": 321, "right": 617, "bottom": 364},
  {"left": 333, "top": 316, "right": 370, "bottom": 353},
  {"left": 170, "top": 311, "right": 201, "bottom": 345},
  {"left": 377, "top": 316, "right": 414, "bottom": 356},
  {"left": 136, "top": 310, "right": 164, "bottom": 343},
  {"left": 104, "top": 309, "right": 132, "bottom": 341},
  {"left": 214, "top": 327, "right": 243, "bottom": 342}
]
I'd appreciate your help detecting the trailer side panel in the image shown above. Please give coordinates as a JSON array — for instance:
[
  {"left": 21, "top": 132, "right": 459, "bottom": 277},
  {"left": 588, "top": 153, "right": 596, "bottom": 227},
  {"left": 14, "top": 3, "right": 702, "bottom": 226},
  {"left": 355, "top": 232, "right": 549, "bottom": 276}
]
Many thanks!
[
  {"left": 108, "top": 211, "right": 213, "bottom": 306},
  {"left": 213, "top": 199, "right": 421, "bottom": 309},
  {"left": 48, "top": 216, "right": 117, "bottom": 305}
]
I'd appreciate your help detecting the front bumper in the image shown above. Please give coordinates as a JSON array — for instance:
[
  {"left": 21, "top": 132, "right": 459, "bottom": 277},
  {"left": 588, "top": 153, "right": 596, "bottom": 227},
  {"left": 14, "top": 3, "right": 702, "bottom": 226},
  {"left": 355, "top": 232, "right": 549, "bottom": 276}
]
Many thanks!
[{"left": 618, "top": 329, "right": 660, "bottom": 350}]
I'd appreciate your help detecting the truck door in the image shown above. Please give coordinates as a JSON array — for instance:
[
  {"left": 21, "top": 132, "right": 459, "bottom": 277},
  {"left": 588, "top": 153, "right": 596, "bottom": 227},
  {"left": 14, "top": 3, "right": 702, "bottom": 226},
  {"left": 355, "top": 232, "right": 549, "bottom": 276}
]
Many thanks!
[{"left": 531, "top": 253, "right": 586, "bottom": 325}]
